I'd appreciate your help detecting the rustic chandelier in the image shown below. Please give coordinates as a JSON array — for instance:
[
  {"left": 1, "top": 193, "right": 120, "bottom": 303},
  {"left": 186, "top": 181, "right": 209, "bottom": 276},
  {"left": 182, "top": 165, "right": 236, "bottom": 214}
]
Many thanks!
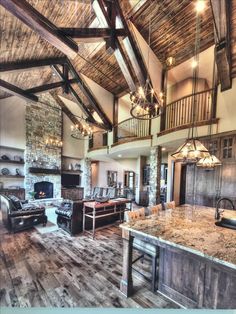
[
  {"left": 197, "top": 154, "right": 221, "bottom": 169},
  {"left": 71, "top": 116, "right": 93, "bottom": 140},
  {"left": 130, "top": 15, "right": 163, "bottom": 120},
  {"left": 171, "top": 6, "right": 210, "bottom": 163},
  {"left": 45, "top": 137, "right": 63, "bottom": 149}
]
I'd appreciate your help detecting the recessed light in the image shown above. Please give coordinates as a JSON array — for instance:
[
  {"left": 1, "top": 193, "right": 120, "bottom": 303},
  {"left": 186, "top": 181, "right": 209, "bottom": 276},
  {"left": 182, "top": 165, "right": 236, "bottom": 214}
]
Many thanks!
[
  {"left": 161, "top": 147, "right": 166, "bottom": 151},
  {"left": 195, "top": 0, "right": 205, "bottom": 13},
  {"left": 118, "top": 154, "right": 122, "bottom": 158}
]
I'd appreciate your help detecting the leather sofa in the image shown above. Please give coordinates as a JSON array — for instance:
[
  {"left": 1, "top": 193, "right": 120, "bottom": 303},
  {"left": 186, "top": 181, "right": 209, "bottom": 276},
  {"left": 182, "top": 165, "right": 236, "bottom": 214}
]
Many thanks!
[
  {"left": 55, "top": 199, "right": 83, "bottom": 235},
  {"left": 0, "top": 194, "right": 47, "bottom": 233}
]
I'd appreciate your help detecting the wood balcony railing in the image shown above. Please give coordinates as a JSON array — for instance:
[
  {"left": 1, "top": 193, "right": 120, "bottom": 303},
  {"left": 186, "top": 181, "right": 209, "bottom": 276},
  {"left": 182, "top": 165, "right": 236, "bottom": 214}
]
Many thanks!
[
  {"left": 113, "top": 115, "right": 151, "bottom": 144},
  {"left": 88, "top": 131, "right": 108, "bottom": 151},
  {"left": 161, "top": 88, "right": 216, "bottom": 133}
]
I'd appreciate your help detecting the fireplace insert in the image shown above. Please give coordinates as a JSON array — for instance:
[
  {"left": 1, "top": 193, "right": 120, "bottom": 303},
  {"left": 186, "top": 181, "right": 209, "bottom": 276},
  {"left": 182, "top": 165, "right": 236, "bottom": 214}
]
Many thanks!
[{"left": 34, "top": 181, "right": 53, "bottom": 199}]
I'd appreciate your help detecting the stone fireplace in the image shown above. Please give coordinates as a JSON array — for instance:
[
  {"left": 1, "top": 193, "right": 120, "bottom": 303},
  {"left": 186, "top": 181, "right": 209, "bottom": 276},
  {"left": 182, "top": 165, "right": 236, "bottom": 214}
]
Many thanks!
[
  {"left": 34, "top": 181, "right": 53, "bottom": 199},
  {"left": 25, "top": 94, "right": 62, "bottom": 199}
]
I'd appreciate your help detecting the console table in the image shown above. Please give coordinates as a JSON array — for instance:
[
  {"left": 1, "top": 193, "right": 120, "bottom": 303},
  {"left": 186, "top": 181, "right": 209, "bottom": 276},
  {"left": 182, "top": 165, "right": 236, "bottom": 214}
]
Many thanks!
[{"left": 83, "top": 198, "right": 132, "bottom": 239}]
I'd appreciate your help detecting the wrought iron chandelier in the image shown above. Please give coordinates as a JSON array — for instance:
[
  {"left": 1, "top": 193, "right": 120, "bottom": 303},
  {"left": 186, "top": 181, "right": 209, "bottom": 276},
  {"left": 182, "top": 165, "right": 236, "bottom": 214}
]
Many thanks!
[
  {"left": 71, "top": 116, "right": 93, "bottom": 140},
  {"left": 171, "top": 9, "right": 210, "bottom": 163},
  {"left": 130, "top": 15, "right": 163, "bottom": 120}
]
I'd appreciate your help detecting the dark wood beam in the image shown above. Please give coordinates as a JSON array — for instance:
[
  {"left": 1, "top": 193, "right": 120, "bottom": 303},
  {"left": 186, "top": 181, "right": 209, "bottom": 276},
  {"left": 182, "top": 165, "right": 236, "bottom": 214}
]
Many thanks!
[
  {"left": 0, "top": 57, "right": 66, "bottom": 73},
  {"left": 106, "top": 2, "right": 117, "bottom": 53},
  {"left": 0, "top": 0, "right": 78, "bottom": 59},
  {"left": 0, "top": 79, "right": 38, "bottom": 102},
  {"left": 66, "top": 58, "right": 113, "bottom": 130},
  {"left": 210, "top": 0, "right": 232, "bottom": 91},
  {"left": 26, "top": 79, "right": 77, "bottom": 94},
  {"left": 60, "top": 28, "right": 126, "bottom": 41},
  {"left": 63, "top": 64, "right": 69, "bottom": 94},
  {"left": 93, "top": 0, "right": 136, "bottom": 91},
  {"left": 115, "top": 0, "right": 147, "bottom": 86},
  {"left": 52, "top": 65, "right": 94, "bottom": 120},
  {"left": 50, "top": 92, "right": 83, "bottom": 131}
]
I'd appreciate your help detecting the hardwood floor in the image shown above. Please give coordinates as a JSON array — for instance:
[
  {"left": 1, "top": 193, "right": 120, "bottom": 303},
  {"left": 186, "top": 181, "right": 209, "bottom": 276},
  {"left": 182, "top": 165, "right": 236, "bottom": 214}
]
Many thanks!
[{"left": 0, "top": 219, "right": 179, "bottom": 308}]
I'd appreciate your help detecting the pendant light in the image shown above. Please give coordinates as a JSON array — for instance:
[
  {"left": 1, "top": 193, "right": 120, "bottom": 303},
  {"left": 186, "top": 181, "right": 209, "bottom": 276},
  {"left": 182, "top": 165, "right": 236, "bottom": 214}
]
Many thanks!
[
  {"left": 171, "top": 9, "right": 210, "bottom": 163},
  {"left": 197, "top": 55, "right": 222, "bottom": 169},
  {"left": 71, "top": 115, "right": 93, "bottom": 140}
]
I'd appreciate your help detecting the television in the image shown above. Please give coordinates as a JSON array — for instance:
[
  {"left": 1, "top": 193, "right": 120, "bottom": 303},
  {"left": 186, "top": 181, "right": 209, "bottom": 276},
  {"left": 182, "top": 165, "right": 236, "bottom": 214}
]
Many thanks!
[{"left": 61, "top": 174, "right": 81, "bottom": 188}]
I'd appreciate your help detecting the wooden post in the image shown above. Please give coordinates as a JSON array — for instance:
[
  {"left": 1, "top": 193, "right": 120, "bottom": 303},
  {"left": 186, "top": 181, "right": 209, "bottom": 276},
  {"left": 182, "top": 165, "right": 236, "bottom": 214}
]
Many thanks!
[
  {"left": 160, "top": 68, "right": 167, "bottom": 132},
  {"left": 113, "top": 96, "right": 118, "bottom": 143},
  {"left": 120, "top": 229, "right": 134, "bottom": 297}
]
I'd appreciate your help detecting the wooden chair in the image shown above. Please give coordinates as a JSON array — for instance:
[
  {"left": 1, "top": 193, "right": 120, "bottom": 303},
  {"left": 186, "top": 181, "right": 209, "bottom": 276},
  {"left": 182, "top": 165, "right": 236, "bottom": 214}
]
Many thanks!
[
  {"left": 166, "top": 201, "right": 175, "bottom": 209},
  {"left": 127, "top": 207, "right": 159, "bottom": 292}
]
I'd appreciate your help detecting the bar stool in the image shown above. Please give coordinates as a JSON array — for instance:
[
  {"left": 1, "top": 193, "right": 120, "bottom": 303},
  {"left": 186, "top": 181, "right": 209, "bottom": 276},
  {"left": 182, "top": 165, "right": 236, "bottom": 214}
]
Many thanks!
[{"left": 127, "top": 207, "right": 159, "bottom": 292}]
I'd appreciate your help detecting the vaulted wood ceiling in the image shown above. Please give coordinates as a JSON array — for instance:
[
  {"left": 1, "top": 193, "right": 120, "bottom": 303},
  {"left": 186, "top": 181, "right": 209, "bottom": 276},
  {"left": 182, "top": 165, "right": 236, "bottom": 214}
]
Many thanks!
[{"left": 0, "top": 0, "right": 235, "bottom": 103}]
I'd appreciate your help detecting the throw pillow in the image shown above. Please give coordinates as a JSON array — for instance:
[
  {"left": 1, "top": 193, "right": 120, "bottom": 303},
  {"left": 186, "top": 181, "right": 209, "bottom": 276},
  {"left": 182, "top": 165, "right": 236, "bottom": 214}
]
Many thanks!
[{"left": 8, "top": 195, "right": 22, "bottom": 210}]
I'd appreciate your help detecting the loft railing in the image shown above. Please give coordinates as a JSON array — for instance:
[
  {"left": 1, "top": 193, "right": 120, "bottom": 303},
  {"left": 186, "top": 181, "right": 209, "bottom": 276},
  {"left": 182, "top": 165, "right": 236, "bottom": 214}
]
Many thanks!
[
  {"left": 163, "top": 88, "right": 215, "bottom": 132},
  {"left": 113, "top": 114, "right": 151, "bottom": 144},
  {"left": 88, "top": 131, "right": 108, "bottom": 150}
]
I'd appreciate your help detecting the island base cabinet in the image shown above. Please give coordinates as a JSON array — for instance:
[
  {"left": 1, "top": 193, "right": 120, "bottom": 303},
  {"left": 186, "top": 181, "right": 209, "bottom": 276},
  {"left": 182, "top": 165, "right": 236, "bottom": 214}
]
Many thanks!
[
  {"left": 158, "top": 245, "right": 236, "bottom": 309},
  {"left": 203, "top": 263, "right": 236, "bottom": 309}
]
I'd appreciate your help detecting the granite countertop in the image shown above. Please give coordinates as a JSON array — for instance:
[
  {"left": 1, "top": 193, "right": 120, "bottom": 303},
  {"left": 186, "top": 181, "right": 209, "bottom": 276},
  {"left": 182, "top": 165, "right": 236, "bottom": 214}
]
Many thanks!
[{"left": 120, "top": 205, "right": 236, "bottom": 270}]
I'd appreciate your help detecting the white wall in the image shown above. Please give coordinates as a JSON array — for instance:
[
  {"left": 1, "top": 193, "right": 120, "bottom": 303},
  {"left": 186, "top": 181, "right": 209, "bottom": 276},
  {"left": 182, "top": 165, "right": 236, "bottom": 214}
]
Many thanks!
[
  {"left": 216, "top": 78, "right": 236, "bottom": 134},
  {"left": 81, "top": 73, "right": 114, "bottom": 123},
  {"left": 62, "top": 113, "right": 84, "bottom": 159},
  {"left": 96, "top": 158, "right": 137, "bottom": 187},
  {"left": 118, "top": 94, "right": 132, "bottom": 122},
  {"left": 129, "top": 22, "right": 162, "bottom": 94},
  {"left": 0, "top": 96, "right": 26, "bottom": 149}
]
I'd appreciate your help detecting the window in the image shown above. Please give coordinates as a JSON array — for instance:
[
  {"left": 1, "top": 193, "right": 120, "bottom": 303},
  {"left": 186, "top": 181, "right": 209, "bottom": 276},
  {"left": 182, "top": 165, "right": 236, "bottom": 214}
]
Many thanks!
[
  {"left": 208, "top": 140, "right": 218, "bottom": 156},
  {"left": 222, "top": 137, "right": 233, "bottom": 159}
]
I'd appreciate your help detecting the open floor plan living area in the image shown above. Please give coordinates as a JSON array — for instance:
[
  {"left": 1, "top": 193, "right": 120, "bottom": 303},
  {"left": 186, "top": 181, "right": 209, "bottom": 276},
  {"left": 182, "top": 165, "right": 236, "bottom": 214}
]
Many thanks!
[{"left": 0, "top": 0, "right": 236, "bottom": 311}]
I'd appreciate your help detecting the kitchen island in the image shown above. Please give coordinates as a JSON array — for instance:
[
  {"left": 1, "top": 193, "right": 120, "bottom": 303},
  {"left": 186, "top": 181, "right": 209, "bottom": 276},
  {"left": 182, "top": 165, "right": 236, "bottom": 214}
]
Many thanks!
[{"left": 120, "top": 205, "right": 236, "bottom": 309}]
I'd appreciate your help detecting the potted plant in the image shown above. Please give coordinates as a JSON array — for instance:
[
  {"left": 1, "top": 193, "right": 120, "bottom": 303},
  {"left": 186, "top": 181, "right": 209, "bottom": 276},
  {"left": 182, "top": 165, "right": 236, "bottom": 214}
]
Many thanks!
[{"left": 29, "top": 191, "right": 37, "bottom": 200}]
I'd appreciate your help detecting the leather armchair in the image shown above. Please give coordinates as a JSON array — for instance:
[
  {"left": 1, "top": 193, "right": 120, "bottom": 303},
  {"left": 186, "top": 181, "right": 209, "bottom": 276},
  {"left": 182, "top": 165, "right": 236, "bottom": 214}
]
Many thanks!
[
  {"left": 0, "top": 194, "right": 47, "bottom": 233},
  {"left": 55, "top": 200, "right": 83, "bottom": 235}
]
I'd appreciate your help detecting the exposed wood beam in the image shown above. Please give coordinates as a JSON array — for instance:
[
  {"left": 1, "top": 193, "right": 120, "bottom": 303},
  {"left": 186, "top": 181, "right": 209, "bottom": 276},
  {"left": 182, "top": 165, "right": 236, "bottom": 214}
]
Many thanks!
[
  {"left": 0, "top": 79, "right": 38, "bottom": 102},
  {"left": 0, "top": 57, "right": 66, "bottom": 73},
  {"left": 60, "top": 28, "right": 126, "bottom": 40},
  {"left": 50, "top": 92, "right": 83, "bottom": 130},
  {"left": 115, "top": 0, "right": 147, "bottom": 86},
  {"left": 0, "top": 0, "right": 78, "bottom": 59},
  {"left": 66, "top": 58, "right": 113, "bottom": 131},
  {"left": 52, "top": 65, "right": 94, "bottom": 120},
  {"left": 93, "top": 0, "right": 136, "bottom": 91},
  {"left": 210, "top": 0, "right": 232, "bottom": 91},
  {"left": 63, "top": 64, "right": 69, "bottom": 94},
  {"left": 106, "top": 1, "right": 117, "bottom": 53},
  {"left": 26, "top": 79, "right": 77, "bottom": 94}
]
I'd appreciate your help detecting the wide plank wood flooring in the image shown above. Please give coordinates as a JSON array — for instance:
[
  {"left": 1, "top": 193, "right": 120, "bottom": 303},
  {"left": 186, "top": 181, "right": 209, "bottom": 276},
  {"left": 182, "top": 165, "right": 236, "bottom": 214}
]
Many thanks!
[{"left": 0, "top": 219, "right": 179, "bottom": 308}]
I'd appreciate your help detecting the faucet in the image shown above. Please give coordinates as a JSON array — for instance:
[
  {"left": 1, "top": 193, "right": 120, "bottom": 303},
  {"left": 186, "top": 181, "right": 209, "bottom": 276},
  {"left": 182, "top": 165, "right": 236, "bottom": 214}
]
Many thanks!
[{"left": 215, "top": 197, "right": 235, "bottom": 220}]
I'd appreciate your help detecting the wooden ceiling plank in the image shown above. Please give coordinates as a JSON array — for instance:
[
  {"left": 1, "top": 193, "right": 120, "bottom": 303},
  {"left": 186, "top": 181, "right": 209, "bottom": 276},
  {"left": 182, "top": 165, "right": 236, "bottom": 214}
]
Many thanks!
[
  {"left": 0, "top": 0, "right": 78, "bottom": 59},
  {"left": 0, "top": 78, "right": 38, "bottom": 102},
  {"left": 66, "top": 58, "right": 113, "bottom": 130},
  {"left": 0, "top": 57, "right": 67, "bottom": 73},
  {"left": 210, "top": 0, "right": 232, "bottom": 91}
]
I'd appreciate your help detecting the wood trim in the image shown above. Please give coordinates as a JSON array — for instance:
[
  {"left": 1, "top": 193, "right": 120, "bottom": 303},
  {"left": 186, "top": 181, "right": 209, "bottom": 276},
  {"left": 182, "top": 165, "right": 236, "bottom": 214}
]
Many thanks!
[
  {"left": 0, "top": 0, "right": 78, "bottom": 59},
  {"left": 111, "top": 135, "right": 152, "bottom": 147},
  {"left": 88, "top": 145, "right": 109, "bottom": 152},
  {"left": 157, "top": 118, "right": 219, "bottom": 137}
]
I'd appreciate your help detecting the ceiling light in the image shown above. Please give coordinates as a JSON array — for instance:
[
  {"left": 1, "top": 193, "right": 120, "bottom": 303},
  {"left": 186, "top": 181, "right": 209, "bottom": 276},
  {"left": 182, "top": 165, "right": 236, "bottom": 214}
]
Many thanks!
[
  {"left": 118, "top": 154, "right": 122, "bottom": 158},
  {"left": 166, "top": 56, "right": 175, "bottom": 67},
  {"left": 161, "top": 147, "right": 166, "bottom": 151},
  {"left": 191, "top": 59, "right": 198, "bottom": 68},
  {"left": 195, "top": 0, "right": 206, "bottom": 13}
]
